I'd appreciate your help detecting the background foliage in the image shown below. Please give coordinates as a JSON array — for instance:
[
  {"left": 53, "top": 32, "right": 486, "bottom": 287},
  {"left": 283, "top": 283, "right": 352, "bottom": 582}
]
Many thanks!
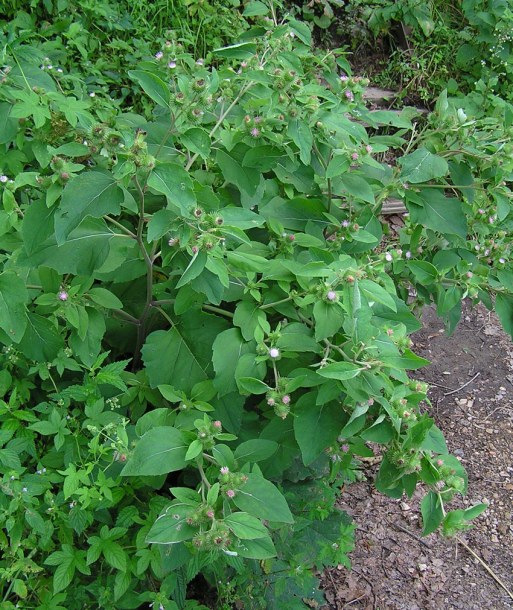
[{"left": 0, "top": 1, "right": 512, "bottom": 608}]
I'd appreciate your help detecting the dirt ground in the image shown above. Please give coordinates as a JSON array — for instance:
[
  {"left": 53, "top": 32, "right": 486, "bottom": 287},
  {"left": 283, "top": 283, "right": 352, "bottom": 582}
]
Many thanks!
[{"left": 321, "top": 303, "right": 513, "bottom": 610}]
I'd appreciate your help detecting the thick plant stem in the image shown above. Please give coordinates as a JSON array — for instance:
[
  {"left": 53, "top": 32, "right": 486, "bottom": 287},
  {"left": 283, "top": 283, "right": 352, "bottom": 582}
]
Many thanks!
[{"left": 132, "top": 175, "right": 156, "bottom": 370}]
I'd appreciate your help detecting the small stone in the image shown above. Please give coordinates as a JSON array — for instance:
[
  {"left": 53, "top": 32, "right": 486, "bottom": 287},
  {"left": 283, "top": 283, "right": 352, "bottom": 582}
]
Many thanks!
[{"left": 400, "top": 502, "right": 410, "bottom": 511}]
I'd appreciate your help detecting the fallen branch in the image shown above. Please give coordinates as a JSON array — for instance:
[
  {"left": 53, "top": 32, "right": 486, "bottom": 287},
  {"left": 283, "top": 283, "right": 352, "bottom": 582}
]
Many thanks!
[
  {"left": 455, "top": 536, "right": 513, "bottom": 602},
  {"left": 443, "top": 372, "right": 480, "bottom": 396}
]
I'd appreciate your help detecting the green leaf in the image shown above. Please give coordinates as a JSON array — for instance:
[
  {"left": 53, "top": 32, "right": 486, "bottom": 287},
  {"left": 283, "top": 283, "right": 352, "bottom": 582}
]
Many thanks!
[
  {"left": 221, "top": 207, "right": 265, "bottom": 229},
  {"left": 235, "top": 535, "right": 276, "bottom": 559},
  {"left": 19, "top": 217, "right": 122, "bottom": 275},
  {"left": 147, "top": 164, "right": 196, "bottom": 215},
  {"left": 180, "top": 128, "right": 211, "bottom": 158},
  {"left": 142, "top": 311, "right": 228, "bottom": 393},
  {"left": 408, "top": 190, "right": 467, "bottom": 238},
  {"left": 336, "top": 174, "right": 375, "bottom": 204},
  {"left": 18, "top": 313, "right": 64, "bottom": 361},
  {"left": 224, "top": 512, "right": 268, "bottom": 539},
  {"left": 128, "top": 70, "right": 170, "bottom": 107},
  {"left": 359, "top": 279, "right": 397, "bottom": 311},
  {"left": 233, "top": 473, "right": 293, "bottom": 523},
  {"left": 54, "top": 173, "right": 123, "bottom": 244},
  {"left": 408, "top": 260, "right": 439, "bottom": 285},
  {"left": 399, "top": 148, "right": 448, "bottom": 183},
  {"left": 294, "top": 393, "right": 346, "bottom": 465},
  {"left": 121, "top": 427, "right": 188, "bottom": 476},
  {"left": 317, "top": 362, "right": 363, "bottom": 381},
  {"left": 381, "top": 349, "right": 429, "bottom": 370},
  {"left": 421, "top": 491, "right": 444, "bottom": 535},
  {"left": 243, "top": 1, "right": 269, "bottom": 16},
  {"left": 212, "top": 329, "right": 254, "bottom": 396},
  {"left": 176, "top": 251, "right": 207, "bottom": 288},
  {"left": 185, "top": 439, "right": 203, "bottom": 461},
  {"left": 233, "top": 300, "right": 268, "bottom": 341},
  {"left": 287, "top": 119, "right": 313, "bottom": 165},
  {"left": 0, "top": 271, "right": 28, "bottom": 343},
  {"left": 213, "top": 42, "right": 257, "bottom": 59},
  {"left": 216, "top": 150, "right": 260, "bottom": 196},
  {"left": 237, "top": 377, "right": 270, "bottom": 395},
  {"left": 495, "top": 293, "right": 513, "bottom": 339},
  {"left": 87, "top": 287, "right": 123, "bottom": 309},
  {"left": 421, "top": 425, "right": 448, "bottom": 454},
  {"left": 325, "top": 155, "right": 350, "bottom": 179},
  {"left": 313, "top": 301, "right": 345, "bottom": 340},
  {"left": 146, "top": 503, "right": 197, "bottom": 544},
  {"left": 234, "top": 439, "right": 278, "bottom": 463}
]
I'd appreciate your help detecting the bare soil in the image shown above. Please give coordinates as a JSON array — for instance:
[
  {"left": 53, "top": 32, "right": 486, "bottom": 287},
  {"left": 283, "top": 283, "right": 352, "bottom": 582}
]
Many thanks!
[{"left": 321, "top": 303, "right": 513, "bottom": 610}]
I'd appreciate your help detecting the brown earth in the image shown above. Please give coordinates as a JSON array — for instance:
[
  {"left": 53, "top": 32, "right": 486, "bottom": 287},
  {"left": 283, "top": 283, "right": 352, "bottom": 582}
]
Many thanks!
[{"left": 321, "top": 303, "right": 513, "bottom": 610}]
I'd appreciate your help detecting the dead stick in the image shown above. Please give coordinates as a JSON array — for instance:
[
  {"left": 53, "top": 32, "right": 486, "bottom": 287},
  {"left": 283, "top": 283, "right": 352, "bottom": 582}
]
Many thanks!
[
  {"left": 456, "top": 536, "right": 513, "bottom": 601},
  {"left": 443, "top": 372, "right": 480, "bottom": 396}
]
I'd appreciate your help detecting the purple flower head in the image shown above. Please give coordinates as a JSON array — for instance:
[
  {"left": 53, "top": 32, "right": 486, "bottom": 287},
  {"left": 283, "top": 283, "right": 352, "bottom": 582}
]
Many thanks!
[
  {"left": 345, "top": 90, "right": 354, "bottom": 101},
  {"left": 340, "top": 74, "right": 348, "bottom": 82},
  {"left": 326, "top": 290, "right": 337, "bottom": 302},
  {"left": 341, "top": 444, "right": 350, "bottom": 453},
  {"left": 405, "top": 251, "right": 412, "bottom": 259},
  {"left": 351, "top": 152, "right": 359, "bottom": 161},
  {"left": 196, "top": 58, "right": 204, "bottom": 65},
  {"left": 341, "top": 220, "right": 350, "bottom": 228},
  {"left": 0, "top": 175, "right": 8, "bottom": 183},
  {"left": 269, "top": 347, "right": 280, "bottom": 359},
  {"left": 282, "top": 395, "right": 291, "bottom": 405},
  {"left": 212, "top": 420, "right": 222, "bottom": 430},
  {"left": 226, "top": 489, "right": 235, "bottom": 498},
  {"left": 499, "top": 257, "right": 506, "bottom": 264},
  {"left": 250, "top": 127, "right": 260, "bottom": 138},
  {"left": 366, "top": 145, "right": 373, "bottom": 154},
  {"left": 385, "top": 252, "right": 393, "bottom": 262},
  {"left": 478, "top": 208, "right": 485, "bottom": 215},
  {"left": 155, "top": 51, "right": 163, "bottom": 60},
  {"left": 168, "top": 60, "right": 176, "bottom": 69},
  {"left": 220, "top": 466, "right": 229, "bottom": 475},
  {"left": 207, "top": 509, "right": 215, "bottom": 519},
  {"left": 58, "top": 290, "right": 68, "bottom": 301}
]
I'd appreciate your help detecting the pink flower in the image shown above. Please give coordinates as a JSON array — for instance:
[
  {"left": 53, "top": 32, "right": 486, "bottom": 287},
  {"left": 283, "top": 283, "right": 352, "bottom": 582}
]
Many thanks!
[
  {"left": 345, "top": 90, "right": 354, "bottom": 101},
  {"left": 268, "top": 348, "right": 280, "bottom": 359},
  {"left": 326, "top": 290, "right": 337, "bottom": 301},
  {"left": 213, "top": 420, "right": 222, "bottom": 429},
  {"left": 207, "top": 510, "right": 215, "bottom": 519},
  {"left": 282, "top": 395, "right": 291, "bottom": 405},
  {"left": 250, "top": 127, "right": 260, "bottom": 138},
  {"left": 288, "top": 233, "right": 295, "bottom": 241},
  {"left": 340, "top": 75, "right": 348, "bottom": 82},
  {"left": 366, "top": 145, "right": 373, "bottom": 153},
  {"left": 58, "top": 290, "right": 68, "bottom": 301},
  {"left": 267, "top": 397, "right": 276, "bottom": 406},
  {"left": 405, "top": 251, "right": 412, "bottom": 259},
  {"left": 226, "top": 489, "right": 235, "bottom": 498},
  {"left": 351, "top": 152, "right": 359, "bottom": 161},
  {"left": 341, "top": 220, "right": 350, "bottom": 228},
  {"left": 220, "top": 466, "right": 229, "bottom": 475},
  {"left": 478, "top": 208, "right": 485, "bottom": 214},
  {"left": 341, "top": 444, "right": 350, "bottom": 453}
]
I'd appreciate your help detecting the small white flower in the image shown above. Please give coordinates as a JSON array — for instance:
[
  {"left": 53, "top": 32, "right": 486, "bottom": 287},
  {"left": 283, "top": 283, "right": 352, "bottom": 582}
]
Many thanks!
[
  {"left": 385, "top": 252, "right": 393, "bottom": 262},
  {"left": 0, "top": 175, "right": 8, "bottom": 183},
  {"left": 269, "top": 347, "right": 280, "bottom": 359},
  {"left": 89, "top": 92, "right": 95, "bottom": 97}
]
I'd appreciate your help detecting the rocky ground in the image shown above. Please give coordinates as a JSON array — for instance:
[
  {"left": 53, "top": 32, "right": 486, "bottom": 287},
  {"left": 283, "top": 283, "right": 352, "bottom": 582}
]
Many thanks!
[{"left": 321, "top": 303, "right": 513, "bottom": 609}]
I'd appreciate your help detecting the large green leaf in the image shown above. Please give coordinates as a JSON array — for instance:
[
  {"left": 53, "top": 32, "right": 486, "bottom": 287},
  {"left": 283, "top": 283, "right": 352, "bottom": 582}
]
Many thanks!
[
  {"left": 233, "top": 473, "right": 293, "bottom": 523},
  {"left": 54, "top": 173, "right": 124, "bottom": 244},
  {"left": 142, "top": 311, "right": 228, "bottom": 392},
  {"left": 212, "top": 328, "right": 254, "bottom": 396},
  {"left": 128, "top": 70, "right": 170, "bottom": 107},
  {"left": 399, "top": 148, "right": 448, "bottom": 183},
  {"left": 0, "top": 272, "right": 28, "bottom": 343},
  {"left": 146, "top": 502, "right": 196, "bottom": 544},
  {"left": 121, "top": 426, "right": 187, "bottom": 476},
  {"left": 224, "top": 512, "right": 269, "bottom": 539},
  {"left": 18, "top": 218, "right": 122, "bottom": 275},
  {"left": 407, "top": 189, "right": 467, "bottom": 238},
  {"left": 216, "top": 150, "right": 260, "bottom": 196},
  {"left": 496, "top": 293, "right": 513, "bottom": 339},
  {"left": 293, "top": 393, "right": 346, "bottom": 465},
  {"left": 147, "top": 164, "right": 196, "bottom": 215},
  {"left": 421, "top": 491, "right": 444, "bottom": 535},
  {"left": 18, "top": 313, "right": 64, "bottom": 361}
]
